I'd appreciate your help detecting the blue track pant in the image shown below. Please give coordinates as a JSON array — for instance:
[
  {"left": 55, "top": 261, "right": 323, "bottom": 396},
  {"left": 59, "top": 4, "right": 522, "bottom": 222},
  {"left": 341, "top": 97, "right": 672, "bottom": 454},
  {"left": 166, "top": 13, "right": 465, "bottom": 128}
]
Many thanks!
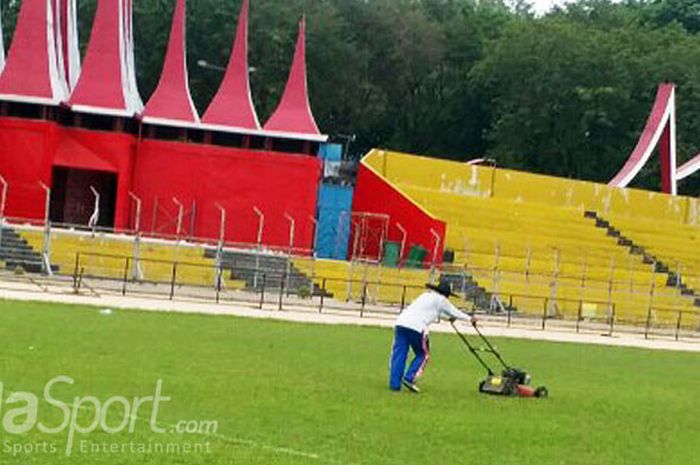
[{"left": 389, "top": 326, "right": 430, "bottom": 390}]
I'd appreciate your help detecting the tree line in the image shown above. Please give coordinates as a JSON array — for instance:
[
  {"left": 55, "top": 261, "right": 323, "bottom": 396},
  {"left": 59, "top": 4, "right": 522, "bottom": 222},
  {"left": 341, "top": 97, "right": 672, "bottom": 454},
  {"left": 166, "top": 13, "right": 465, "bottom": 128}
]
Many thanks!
[{"left": 3, "top": 0, "right": 700, "bottom": 193}]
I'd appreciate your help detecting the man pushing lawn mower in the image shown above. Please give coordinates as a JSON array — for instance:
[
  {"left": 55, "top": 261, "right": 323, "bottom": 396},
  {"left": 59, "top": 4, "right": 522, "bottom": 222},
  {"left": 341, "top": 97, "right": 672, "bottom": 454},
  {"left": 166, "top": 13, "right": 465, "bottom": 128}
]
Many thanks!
[
  {"left": 389, "top": 277, "right": 548, "bottom": 397},
  {"left": 389, "top": 278, "right": 475, "bottom": 393}
]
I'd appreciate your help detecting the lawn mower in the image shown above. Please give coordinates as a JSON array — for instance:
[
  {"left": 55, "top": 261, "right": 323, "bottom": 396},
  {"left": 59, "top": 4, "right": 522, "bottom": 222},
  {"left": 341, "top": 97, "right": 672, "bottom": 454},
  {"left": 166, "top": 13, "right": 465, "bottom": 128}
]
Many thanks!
[{"left": 450, "top": 321, "right": 548, "bottom": 398}]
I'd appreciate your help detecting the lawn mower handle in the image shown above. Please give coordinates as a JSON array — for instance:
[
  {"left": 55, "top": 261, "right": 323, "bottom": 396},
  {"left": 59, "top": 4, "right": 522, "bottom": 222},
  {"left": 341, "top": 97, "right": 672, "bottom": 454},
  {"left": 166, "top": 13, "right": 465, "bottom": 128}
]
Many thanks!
[
  {"left": 449, "top": 321, "right": 494, "bottom": 375},
  {"left": 471, "top": 322, "right": 511, "bottom": 370}
]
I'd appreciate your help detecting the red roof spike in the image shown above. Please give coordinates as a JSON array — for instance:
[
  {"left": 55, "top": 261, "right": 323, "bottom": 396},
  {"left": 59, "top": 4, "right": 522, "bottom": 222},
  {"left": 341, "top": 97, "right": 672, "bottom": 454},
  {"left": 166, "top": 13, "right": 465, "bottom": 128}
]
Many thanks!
[
  {"left": 53, "top": 0, "right": 67, "bottom": 88},
  {"left": 123, "top": 0, "right": 142, "bottom": 111},
  {"left": 202, "top": 0, "right": 259, "bottom": 130},
  {"left": 59, "top": 0, "right": 81, "bottom": 90},
  {"left": 0, "top": 0, "right": 67, "bottom": 104},
  {"left": 69, "top": 0, "right": 142, "bottom": 116},
  {"left": 142, "top": 0, "right": 199, "bottom": 126},
  {"left": 263, "top": 16, "right": 322, "bottom": 137}
]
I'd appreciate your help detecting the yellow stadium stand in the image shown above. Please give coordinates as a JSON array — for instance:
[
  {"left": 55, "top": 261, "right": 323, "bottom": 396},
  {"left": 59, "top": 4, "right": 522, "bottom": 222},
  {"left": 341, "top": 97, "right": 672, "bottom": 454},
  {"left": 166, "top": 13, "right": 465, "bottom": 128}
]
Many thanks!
[
  {"left": 362, "top": 149, "right": 700, "bottom": 329},
  {"left": 291, "top": 257, "right": 473, "bottom": 309},
  {"left": 16, "top": 227, "right": 245, "bottom": 289}
]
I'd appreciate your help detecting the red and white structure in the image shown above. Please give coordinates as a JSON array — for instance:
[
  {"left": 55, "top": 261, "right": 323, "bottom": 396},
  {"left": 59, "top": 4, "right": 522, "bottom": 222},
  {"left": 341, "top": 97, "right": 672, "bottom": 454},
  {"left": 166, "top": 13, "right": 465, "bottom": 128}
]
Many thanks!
[
  {"left": 609, "top": 82, "right": 700, "bottom": 191},
  {"left": 142, "top": 0, "right": 199, "bottom": 126},
  {"left": 58, "top": 0, "right": 81, "bottom": 90},
  {"left": 0, "top": 0, "right": 328, "bottom": 252},
  {"left": 609, "top": 83, "right": 677, "bottom": 195},
  {"left": 69, "top": 0, "right": 142, "bottom": 116},
  {"left": 676, "top": 154, "right": 700, "bottom": 181},
  {"left": 263, "top": 17, "right": 324, "bottom": 141},
  {"left": 202, "top": 0, "right": 259, "bottom": 131},
  {"left": 0, "top": 0, "right": 76, "bottom": 105}
]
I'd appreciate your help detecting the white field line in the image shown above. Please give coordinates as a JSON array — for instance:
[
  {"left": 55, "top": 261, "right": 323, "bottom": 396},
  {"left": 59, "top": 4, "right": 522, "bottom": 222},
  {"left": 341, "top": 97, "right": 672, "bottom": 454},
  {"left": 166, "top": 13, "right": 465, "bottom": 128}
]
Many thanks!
[{"left": 67, "top": 402, "right": 324, "bottom": 461}]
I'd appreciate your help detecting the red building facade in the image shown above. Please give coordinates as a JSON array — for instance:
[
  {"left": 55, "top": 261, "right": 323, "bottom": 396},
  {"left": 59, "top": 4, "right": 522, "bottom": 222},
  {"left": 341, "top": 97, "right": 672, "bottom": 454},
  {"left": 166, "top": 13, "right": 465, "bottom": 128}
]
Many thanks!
[{"left": 0, "top": 0, "right": 326, "bottom": 251}]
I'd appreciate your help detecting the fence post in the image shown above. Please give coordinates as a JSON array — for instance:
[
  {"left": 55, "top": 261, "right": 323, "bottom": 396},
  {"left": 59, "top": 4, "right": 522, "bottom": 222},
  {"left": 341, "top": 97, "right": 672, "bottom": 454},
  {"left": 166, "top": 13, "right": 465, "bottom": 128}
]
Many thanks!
[
  {"left": 72, "top": 252, "right": 80, "bottom": 292},
  {"left": 88, "top": 186, "right": 100, "bottom": 235},
  {"left": 278, "top": 272, "right": 286, "bottom": 311},
  {"left": 252, "top": 206, "right": 264, "bottom": 289},
  {"left": 259, "top": 273, "right": 266, "bottom": 310},
  {"left": 549, "top": 248, "right": 561, "bottom": 318},
  {"left": 284, "top": 213, "right": 295, "bottom": 295},
  {"left": 128, "top": 191, "right": 143, "bottom": 281},
  {"left": 400, "top": 285, "right": 407, "bottom": 311},
  {"left": 675, "top": 311, "right": 682, "bottom": 341},
  {"left": 542, "top": 298, "right": 548, "bottom": 330},
  {"left": 310, "top": 253, "right": 316, "bottom": 284},
  {"left": 121, "top": 257, "right": 130, "bottom": 296},
  {"left": 39, "top": 182, "right": 52, "bottom": 276},
  {"left": 507, "top": 297, "right": 512, "bottom": 327},
  {"left": 132, "top": 232, "right": 142, "bottom": 280},
  {"left": 607, "top": 274, "right": 614, "bottom": 315},
  {"left": 77, "top": 267, "right": 84, "bottom": 291},
  {"left": 318, "top": 278, "right": 326, "bottom": 313},
  {"left": 173, "top": 197, "right": 184, "bottom": 239},
  {"left": 524, "top": 246, "right": 531, "bottom": 283},
  {"left": 492, "top": 243, "right": 501, "bottom": 297},
  {"left": 346, "top": 259, "right": 354, "bottom": 301},
  {"left": 644, "top": 306, "right": 652, "bottom": 339},
  {"left": 215, "top": 265, "right": 222, "bottom": 304},
  {"left": 169, "top": 262, "right": 178, "bottom": 300},
  {"left": 214, "top": 204, "right": 226, "bottom": 288},
  {"left": 361, "top": 283, "right": 367, "bottom": 317},
  {"left": 429, "top": 228, "right": 440, "bottom": 279},
  {"left": 645, "top": 262, "right": 656, "bottom": 339},
  {"left": 0, "top": 174, "right": 7, "bottom": 222},
  {"left": 576, "top": 301, "right": 582, "bottom": 333},
  {"left": 608, "top": 304, "right": 616, "bottom": 337},
  {"left": 396, "top": 222, "right": 407, "bottom": 266},
  {"left": 0, "top": 175, "right": 6, "bottom": 249},
  {"left": 309, "top": 215, "right": 318, "bottom": 274}
]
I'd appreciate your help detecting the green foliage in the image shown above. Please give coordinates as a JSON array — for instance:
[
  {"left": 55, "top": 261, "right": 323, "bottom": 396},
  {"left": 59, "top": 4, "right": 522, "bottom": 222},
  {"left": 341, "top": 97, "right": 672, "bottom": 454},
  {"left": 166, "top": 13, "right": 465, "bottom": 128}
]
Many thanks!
[
  {"left": 296, "top": 284, "right": 312, "bottom": 299},
  {"left": 2, "top": 0, "right": 700, "bottom": 192}
]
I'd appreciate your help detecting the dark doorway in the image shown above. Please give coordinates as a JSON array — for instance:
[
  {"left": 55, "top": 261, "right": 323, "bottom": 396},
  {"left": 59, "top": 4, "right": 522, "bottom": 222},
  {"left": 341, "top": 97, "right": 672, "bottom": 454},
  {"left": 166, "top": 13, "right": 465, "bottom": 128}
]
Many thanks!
[{"left": 50, "top": 167, "right": 118, "bottom": 228}]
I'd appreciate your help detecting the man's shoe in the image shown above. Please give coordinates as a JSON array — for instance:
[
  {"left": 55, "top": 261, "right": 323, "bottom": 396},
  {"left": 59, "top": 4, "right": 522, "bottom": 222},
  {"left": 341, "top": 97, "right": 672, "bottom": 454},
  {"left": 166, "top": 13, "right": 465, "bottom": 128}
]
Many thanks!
[{"left": 402, "top": 379, "right": 420, "bottom": 393}]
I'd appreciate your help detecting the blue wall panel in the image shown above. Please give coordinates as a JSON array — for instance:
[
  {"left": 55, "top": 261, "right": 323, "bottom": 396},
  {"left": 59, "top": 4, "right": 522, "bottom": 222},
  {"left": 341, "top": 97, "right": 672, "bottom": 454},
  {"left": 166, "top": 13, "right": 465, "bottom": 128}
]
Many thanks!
[
  {"left": 316, "top": 183, "right": 353, "bottom": 260},
  {"left": 318, "top": 143, "right": 343, "bottom": 161}
]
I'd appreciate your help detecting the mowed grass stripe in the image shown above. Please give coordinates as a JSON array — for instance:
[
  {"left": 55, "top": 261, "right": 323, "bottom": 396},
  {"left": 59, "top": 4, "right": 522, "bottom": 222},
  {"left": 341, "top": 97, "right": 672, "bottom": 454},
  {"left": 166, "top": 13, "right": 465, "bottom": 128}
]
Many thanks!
[{"left": 0, "top": 299, "right": 697, "bottom": 465}]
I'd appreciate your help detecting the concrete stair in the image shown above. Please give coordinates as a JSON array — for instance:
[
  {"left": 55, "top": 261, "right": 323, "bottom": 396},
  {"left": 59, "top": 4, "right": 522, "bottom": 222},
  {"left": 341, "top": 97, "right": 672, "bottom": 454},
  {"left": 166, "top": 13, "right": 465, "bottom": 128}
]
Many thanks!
[
  {"left": 442, "top": 272, "right": 513, "bottom": 313},
  {"left": 205, "top": 249, "right": 323, "bottom": 293},
  {"left": 584, "top": 211, "right": 700, "bottom": 308},
  {"left": 0, "top": 226, "right": 58, "bottom": 274}
]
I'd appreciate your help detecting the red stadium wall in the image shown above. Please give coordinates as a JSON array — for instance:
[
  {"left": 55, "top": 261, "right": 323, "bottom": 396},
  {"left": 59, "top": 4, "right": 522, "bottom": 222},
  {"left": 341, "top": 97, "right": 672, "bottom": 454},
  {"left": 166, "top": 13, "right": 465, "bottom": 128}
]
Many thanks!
[
  {"left": 0, "top": 116, "right": 322, "bottom": 251},
  {"left": 132, "top": 140, "right": 322, "bottom": 249},
  {"left": 352, "top": 163, "right": 446, "bottom": 265},
  {"left": 0, "top": 117, "right": 56, "bottom": 220}
]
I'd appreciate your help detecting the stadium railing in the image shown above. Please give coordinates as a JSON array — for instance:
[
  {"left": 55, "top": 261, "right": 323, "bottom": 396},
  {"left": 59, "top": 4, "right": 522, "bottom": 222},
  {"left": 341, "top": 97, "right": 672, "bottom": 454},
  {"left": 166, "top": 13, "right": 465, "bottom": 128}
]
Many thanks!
[
  {"left": 61, "top": 249, "right": 700, "bottom": 340},
  {"left": 1, "top": 219, "right": 698, "bottom": 341}
]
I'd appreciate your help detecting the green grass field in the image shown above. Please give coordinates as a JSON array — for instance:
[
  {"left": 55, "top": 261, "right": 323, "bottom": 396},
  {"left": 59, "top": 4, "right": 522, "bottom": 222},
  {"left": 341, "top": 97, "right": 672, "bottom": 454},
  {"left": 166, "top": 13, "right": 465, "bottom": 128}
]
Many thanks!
[{"left": 0, "top": 299, "right": 697, "bottom": 465}]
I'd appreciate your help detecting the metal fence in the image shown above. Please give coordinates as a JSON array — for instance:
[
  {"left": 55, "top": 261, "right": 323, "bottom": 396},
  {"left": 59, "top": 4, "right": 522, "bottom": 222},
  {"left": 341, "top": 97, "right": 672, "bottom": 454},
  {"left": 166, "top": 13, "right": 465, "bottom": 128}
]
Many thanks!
[
  {"left": 60, "top": 249, "right": 700, "bottom": 340},
  {"left": 1, "top": 217, "right": 699, "bottom": 341}
]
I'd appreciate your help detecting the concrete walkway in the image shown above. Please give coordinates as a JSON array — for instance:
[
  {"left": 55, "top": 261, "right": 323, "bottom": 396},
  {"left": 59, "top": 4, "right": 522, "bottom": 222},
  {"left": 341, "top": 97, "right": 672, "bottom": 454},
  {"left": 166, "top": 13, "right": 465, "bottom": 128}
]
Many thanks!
[{"left": 0, "top": 277, "right": 698, "bottom": 353}]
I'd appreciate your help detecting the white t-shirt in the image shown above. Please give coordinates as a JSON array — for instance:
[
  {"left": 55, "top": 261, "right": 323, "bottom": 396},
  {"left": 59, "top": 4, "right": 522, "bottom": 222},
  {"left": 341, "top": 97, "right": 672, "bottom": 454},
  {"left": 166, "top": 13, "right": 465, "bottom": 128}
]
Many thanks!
[{"left": 395, "top": 290, "right": 471, "bottom": 333}]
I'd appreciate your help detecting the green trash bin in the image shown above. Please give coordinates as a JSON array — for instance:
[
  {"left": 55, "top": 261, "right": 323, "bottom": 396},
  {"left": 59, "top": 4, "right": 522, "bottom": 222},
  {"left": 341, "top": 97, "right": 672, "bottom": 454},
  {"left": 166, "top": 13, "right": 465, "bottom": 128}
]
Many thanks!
[
  {"left": 406, "top": 245, "right": 427, "bottom": 268},
  {"left": 382, "top": 241, "right": 400, "bottom": 267}
]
